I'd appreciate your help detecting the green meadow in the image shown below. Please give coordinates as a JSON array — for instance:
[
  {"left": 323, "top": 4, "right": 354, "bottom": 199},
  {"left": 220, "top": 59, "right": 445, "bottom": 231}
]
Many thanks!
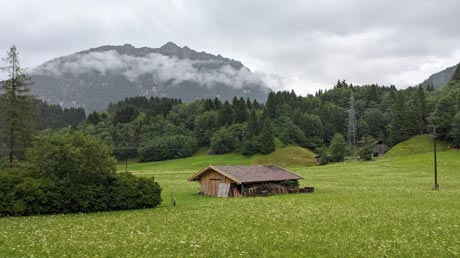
[{"left": 1, "top": 145, "right": 460, "bottom": 257}]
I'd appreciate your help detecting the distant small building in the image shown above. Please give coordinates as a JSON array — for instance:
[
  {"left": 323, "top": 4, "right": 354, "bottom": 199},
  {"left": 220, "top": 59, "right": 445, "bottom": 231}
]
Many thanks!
[
  {"left": 188, "top": 165, "right": 304, "bottom": 197},
  {"left": 314, "top": 155, "right": 334, "bottom": 165},
  {"left": 314, "top": 155, "right": 321, "bottom": 164},
  {"left": 373, "top": 140, "right": 390, "bottom": 157}
]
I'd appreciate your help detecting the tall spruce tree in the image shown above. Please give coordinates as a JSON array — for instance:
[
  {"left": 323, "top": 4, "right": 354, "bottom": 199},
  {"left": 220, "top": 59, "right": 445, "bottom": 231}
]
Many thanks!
[
  {"left": 218, "top": 101, "right": 232, "bottom": 126},
  {"left": 0, "top": 45, "right": 37, "bottom": 165},
  {"left": 388, "top": 91, "right": 416, "bottom": 145},
  {"left": 232, "top": 97, "right": 247, "bottom": 123},
  {"left": 432, "top": 94, "right": 457, "bottom": 140},
  {"left": 413, "top": 86, "right": 428, "bottom": 134},
  {"left": 264, "top": 92, "right": 277, "bottom": 119},
  {"left": 449, "top": 112, "right": 460, "bottom": 148},
  {"left": 259, "top": 117, "right": 275, "bottom": 154},
  {"left": 246, "top": 109, "right": 259, "bottom": 137},
  {"left": 451, "top": 63, "right": 460, "bottom": 81}
]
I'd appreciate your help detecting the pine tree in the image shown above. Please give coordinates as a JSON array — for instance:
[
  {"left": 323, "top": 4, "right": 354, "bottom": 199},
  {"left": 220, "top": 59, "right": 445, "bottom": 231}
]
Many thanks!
[
  {"left": 202, "top": 98, "right": 214, "bottom": 111},
  {"left": 448, "top": 112, "right": 460, "bottom": 148},
  {"left": 259, "top": 117, "right": 275, "bottom": 154},
  {"left": 432, "top": 94, "right": 457, "bottom": 140},
  {"left": 358, "top": 135, "right": 374, "bottom": 161},
  {"left": 87, "top": 111, "right": 102, "bottom": 125},
  {"left": 0, "top": 45, "right": 37, "bottom": 165},
  {"left": 246, "top": 109, "right": 259, "bottom": 137},
  {"left": 232, "top": 97, "right": 247, "bottom": 123},
  {"left": 213, "top": 97, "right": 222, "bottom": 110},
  {"left": 388, "top": 91, "right": 416, "bottom": 145},
  {"left": 246, "top": 97, "right": 252, "bottom": 110},
  {"left": 414, "top": 86, "right": 428, "bottom": 133},
  {"left": 451, "top": 63, "right": 460, "bottom": 81},
  {"left": 218, "top": 101, "right": 232, "bottom": 126},
  {"left": 264, "top": 92, "right": 277, "bottom": 119},
  {"left": 426, "top": 83, "right": 434, "bottom": 92},
  {"left": 113, "top": 105, "right": 139, "bottom": 124}
]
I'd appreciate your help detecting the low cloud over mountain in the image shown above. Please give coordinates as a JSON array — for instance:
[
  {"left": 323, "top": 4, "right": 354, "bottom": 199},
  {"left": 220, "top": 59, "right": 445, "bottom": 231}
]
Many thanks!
[{"left": 31, "top": 42, "right": 276, "bottom": 111}]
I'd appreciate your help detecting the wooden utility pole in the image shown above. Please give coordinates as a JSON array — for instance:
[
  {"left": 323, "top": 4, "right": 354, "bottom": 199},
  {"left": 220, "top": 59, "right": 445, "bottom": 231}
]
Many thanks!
[
  {"left": 125, "top": 148, "right": 128, "bottom": 173},
  {"left": 433, "top": 126, "right": 439, "bottom": 190}
]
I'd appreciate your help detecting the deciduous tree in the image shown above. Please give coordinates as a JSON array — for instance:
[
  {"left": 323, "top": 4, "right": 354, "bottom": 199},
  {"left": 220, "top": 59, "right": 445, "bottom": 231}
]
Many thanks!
[{"left": 329, "top": 133, "right": 346, "bottom": 162}]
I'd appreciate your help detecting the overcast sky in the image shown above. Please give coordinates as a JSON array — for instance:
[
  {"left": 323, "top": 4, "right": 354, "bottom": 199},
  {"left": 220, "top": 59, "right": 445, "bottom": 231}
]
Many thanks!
[{"left": 1, "top": 0, "right": 460, "bottom": 94}]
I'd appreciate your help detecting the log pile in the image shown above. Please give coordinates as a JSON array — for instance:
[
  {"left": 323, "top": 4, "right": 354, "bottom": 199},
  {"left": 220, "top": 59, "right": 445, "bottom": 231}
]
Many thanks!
[
  {"left": 244, "top": 183, "right": 288, "bottom": 196},
  {"left": 299, "top": 186, "right": 315, "bottom": 193},
  {"left": 243, "top": 183, "right": 314, "bottom": 196}
]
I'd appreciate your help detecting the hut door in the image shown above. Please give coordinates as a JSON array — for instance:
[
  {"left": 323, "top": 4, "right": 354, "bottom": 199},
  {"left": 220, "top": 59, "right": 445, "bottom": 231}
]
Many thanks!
[{"left": 217, "top": 183, "right": 231, "bottom": 197}]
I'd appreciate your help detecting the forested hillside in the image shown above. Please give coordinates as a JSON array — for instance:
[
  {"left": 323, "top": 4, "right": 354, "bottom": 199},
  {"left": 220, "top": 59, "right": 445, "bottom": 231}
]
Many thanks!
[
  {"left": 4, "top": 76, "right": 460, "bottom": 164},
  {"left": 31, "top": 78, "right": 458, "bottom": 163}
]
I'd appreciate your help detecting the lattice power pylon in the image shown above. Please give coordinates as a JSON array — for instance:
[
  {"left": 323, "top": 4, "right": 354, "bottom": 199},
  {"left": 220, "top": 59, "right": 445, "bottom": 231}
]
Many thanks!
[{"left": 347, "top": 91, "right": 357, "bottom": 159}]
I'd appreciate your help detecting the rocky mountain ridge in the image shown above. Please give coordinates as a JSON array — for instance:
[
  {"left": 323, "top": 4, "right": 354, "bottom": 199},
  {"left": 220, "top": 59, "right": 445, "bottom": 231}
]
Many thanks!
[{"left": 31, "top": 42, "right": 272, "bottom": 111}]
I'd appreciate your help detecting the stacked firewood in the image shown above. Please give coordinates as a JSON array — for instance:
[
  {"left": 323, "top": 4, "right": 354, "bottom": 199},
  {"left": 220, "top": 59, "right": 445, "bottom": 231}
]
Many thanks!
[{"left": 245, "top": 183, "right": 289, "bottom": 196}]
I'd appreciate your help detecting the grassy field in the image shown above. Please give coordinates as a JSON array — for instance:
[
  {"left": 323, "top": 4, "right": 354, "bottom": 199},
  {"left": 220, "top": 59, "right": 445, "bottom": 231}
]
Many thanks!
[
  {"left": 119, "top": 145, "right": 316, "bottom": 173},
  {"left": 1, "top": 147, "right": 460, "bottom": 257}
]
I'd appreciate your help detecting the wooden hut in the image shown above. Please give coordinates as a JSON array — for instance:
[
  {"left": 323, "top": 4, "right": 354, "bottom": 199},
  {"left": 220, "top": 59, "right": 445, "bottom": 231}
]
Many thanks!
[
  {"left": 373, "top": 140, "right": 390, "bottom": 157},
  {"left": 188, "top": 165, "right": 303, "bottom": 197}
]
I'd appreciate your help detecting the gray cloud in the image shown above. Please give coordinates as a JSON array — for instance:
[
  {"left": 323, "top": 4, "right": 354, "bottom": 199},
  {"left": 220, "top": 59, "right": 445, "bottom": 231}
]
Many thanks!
[
  {"left": 32, "top": 50, "right": 280, "bottom": 90},
  {"left": 1, "top": 0, "right": 460, "bottom": 95}
]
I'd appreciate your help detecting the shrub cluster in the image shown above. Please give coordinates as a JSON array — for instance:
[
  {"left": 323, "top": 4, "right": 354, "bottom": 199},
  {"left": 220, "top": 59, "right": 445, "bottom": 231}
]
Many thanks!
[
  {"left": 0, "top": 132, "right": 162, "bottom": 216},
  {"left": 139, "top": 135, "right": 198, "bottom": 162}
]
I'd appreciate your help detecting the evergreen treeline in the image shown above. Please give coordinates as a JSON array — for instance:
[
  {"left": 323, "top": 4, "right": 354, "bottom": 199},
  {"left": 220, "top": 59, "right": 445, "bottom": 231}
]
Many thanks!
[
  {"left": 72, "top": 78, "right": 457, "bottom": 162},
  {"left": 0, "top": 98, "right": 87, "bottom": 130},
  {"left": 432, "top": 68, "right": 460, "bottom": 147},
  {"left": 36, "top": 99, "right": 86, "bottom": 129},
  {"left": 5, "top": 77, "right": 458, "bottom": 164},
  {"left": 3, "top": 55, "right": 460, "bottom": 165}
]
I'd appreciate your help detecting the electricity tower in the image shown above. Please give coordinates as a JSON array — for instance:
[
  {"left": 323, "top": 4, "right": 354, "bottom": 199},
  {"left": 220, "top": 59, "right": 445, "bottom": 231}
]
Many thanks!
[{"left": 347, "top": 91, "right": 357, "bottom": 159}]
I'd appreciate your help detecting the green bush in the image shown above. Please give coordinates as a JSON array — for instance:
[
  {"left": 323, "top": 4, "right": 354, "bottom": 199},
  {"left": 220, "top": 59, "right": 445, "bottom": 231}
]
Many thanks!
[
  {"left": 0, "top": 169, "right": 58, "bottom": 216},
  {"left": 111, "top": 173, "right": 162, "bottom": 210},
  {"left": 0, "top": 132, "right": 162, "bottom": 216},
  {"left": 139, "top": 135, "right": 198, "bottom": 162},
  {"left": 330, "top": 133, "right": 346, "bottom": 162},
  {"left": 275, "top": 116, "right": 307, "bottom": 147},
  {"left": 359, "top": 145, "right": 373, "bottom": 161},
  {"left": 210, "top": 124, "right": 245, "bottom": 154},
  {"left": 241, "top": 136, "right": 261, "bottom": 156},
  {"left": 358, "top": 136, "right": 374, "bottom": 161}
]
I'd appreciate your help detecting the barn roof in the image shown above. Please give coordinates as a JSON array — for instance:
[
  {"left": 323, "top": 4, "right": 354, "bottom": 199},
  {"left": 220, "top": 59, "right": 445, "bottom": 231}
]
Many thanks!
[{"left": 188, "top": 165, "right": 303, "bottom": 184}]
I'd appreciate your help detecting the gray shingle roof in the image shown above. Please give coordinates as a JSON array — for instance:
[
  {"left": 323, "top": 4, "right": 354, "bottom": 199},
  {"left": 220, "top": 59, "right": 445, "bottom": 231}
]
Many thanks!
[{"left": 188, "top": 165, "right": 303, "bottom": 184}]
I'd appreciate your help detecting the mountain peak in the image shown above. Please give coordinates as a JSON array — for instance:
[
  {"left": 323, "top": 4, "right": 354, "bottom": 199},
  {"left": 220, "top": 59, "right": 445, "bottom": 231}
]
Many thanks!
[
  {"left": 122, "top": 43, "right": 135, "bottom": 48},
  {"left": 158, "top": 41, "right": 184, "bottom": 56},
  {"left": 30, "top": 42, "right": 271, "bottom": 111},
  {"left": 161, "top": 41, "right": 179, "bottom": 48},
  {"left": 74, "top": 42, "right": 244, "bottom": 69}
]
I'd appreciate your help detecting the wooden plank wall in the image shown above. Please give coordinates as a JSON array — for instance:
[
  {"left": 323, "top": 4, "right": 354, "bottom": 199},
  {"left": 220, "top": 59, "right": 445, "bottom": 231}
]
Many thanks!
[{"left": 200, "top": 170, "right": 236, "bottom": 196}]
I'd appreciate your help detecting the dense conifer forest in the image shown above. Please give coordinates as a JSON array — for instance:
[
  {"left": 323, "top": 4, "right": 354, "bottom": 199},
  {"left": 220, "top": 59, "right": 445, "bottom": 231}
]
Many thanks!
[{"left": 3, "top": 76, "right": 457, "bottom": 164}]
